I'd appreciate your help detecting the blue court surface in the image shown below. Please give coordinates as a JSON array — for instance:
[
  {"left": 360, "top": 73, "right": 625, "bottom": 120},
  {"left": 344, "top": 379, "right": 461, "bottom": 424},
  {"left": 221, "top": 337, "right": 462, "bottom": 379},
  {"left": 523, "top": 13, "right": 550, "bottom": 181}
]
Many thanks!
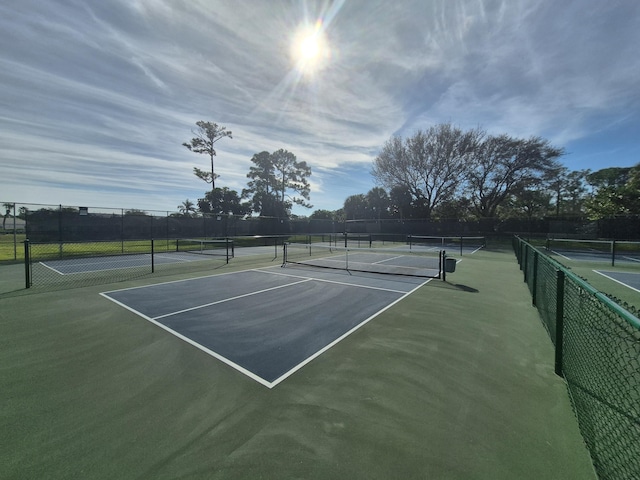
[
  {"left": 594, "top": 270, "right": 640, "bottom": 293},
  {"left": 101, "top": 266, "right": 430, "bottom": 388}
]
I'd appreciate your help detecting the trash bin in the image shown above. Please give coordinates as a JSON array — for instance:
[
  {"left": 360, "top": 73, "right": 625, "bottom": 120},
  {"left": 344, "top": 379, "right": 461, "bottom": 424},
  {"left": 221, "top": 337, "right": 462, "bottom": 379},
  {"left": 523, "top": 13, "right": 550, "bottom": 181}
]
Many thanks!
[{"left": 444, "top": 257, "right": 456, "bottom": 273}]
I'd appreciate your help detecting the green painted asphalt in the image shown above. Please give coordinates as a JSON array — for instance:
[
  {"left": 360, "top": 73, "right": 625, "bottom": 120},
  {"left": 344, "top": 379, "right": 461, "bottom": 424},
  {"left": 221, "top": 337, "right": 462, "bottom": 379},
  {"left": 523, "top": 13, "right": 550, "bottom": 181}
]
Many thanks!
[{"left": 0, "top": 249, "right": 596, "bottom": 479}]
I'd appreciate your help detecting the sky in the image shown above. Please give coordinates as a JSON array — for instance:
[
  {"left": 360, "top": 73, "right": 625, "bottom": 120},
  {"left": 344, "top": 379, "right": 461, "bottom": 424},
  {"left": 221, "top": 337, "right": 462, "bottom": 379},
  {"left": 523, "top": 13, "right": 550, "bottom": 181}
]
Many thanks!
[{"left": 1, "top": 0, "right": 639, "bottom": 216}]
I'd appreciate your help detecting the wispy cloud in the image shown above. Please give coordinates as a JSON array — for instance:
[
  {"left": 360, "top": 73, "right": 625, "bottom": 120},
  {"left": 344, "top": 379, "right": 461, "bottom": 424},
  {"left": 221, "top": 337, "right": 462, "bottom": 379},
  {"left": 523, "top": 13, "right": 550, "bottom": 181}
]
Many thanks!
[{"left": 1, "top": 0, "right": 639, "bottom": 213}]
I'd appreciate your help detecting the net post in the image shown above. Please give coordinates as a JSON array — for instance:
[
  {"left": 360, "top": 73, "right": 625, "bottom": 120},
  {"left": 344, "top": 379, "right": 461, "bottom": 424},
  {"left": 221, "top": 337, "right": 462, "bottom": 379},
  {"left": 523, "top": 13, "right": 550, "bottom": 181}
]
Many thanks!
[
  {"left": 441, "top": 250, "right": 446, "bottom": 282},
  {"left": 151, "top": 239, "right": 155, "bottom": 273},
  {"left": 225, "top": 237, "right": 230, "bottom": 264},
  {"left": 460, "top": 236, "right": 463, "bottom": 256},
  {"left": 281, "top": 242, "right": 288, "bottom": 267},
  {"left": 408, "top": 235, "right": 412, "bottom": 250},
  {"left": 24, "top": 239, "right": 31, "bottom": 289},
  {"left": 554, "top": 269, "right": 565, "bottom": 377},
  {"left": 345, "top": 247, "right": 349, "bottom": 271},
  {"left": 611, "top": 239, "right": 616, "bottom": 267}
]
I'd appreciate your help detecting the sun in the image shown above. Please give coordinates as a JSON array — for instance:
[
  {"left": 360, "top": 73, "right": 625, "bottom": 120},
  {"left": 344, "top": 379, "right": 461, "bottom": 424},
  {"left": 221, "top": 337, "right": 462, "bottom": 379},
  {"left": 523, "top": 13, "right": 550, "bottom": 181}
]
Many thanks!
[
  {"left": 299, "top": 34, "right": 320, "bottom": 61},
  {"left": 291, "top": 20, "right": 330, "bottom": 76}
]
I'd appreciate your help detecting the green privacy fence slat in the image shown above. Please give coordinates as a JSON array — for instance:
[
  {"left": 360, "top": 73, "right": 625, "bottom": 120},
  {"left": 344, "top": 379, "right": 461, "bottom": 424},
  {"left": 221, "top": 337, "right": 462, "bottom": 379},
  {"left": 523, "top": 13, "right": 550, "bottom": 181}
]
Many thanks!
[{"left": 513, "top": 236, "right": 640, "bottom": 480}]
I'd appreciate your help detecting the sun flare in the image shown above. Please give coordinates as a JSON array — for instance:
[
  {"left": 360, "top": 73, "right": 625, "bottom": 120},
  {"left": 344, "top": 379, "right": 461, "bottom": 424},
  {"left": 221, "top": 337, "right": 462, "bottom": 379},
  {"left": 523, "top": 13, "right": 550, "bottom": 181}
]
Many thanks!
[
  {"left": 299, "top": 35, "right": 320, "bottom": 61},
  {"left": 291, "top": 20, "right": 330, "bottom": 76}
]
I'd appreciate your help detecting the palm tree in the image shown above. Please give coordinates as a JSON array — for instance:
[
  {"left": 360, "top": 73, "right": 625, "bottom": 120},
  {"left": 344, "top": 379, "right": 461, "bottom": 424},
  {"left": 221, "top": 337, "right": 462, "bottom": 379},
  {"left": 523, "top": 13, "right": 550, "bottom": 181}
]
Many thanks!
[
  {"left": 178, "top": 199, "right": 196, "bottom": 217},
  {"left": 2, "top": 203, "right": 13, "bottom": 230}
]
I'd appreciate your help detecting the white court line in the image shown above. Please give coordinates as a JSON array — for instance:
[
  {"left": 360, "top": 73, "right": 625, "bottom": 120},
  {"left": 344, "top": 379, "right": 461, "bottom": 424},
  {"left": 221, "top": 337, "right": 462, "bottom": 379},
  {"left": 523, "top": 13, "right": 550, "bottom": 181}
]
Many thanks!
[
  {"left": 102, "top": 268, "right": 255, "bottom": 295},
  {"left": 372, "top": 254, "right": 405, "bottom": 265},
  {"left": 153, "top": 278, "right": 312, "bottom": 320},
  {"left": 153, "top": 253, "right": 194, "bottom": 263},
  {"left": 253, "top": 268, "right": 414, "bottom": 295},
  {"left": 38, "top": 261, "right": 66, "bottom": 275},
  {"left": 621, "top": 256, "right": 640, "bottom": 263},
  {"left": 44, "top": 254, "right": 150, "bottom": 268},
  {"left": 99, "top": 292, "right": 274, "bottom": 388},
  {"left": 593, "top": 270, "right": 640, "bottom": 294},
  {"left": 40, "top": 261, "right": 150, "bottom": 275},
  {"left": 269, "top": 277, "right": 432, "bottom": 388},
  {"left": 550, "top": 249, "right": 573, "bottom": 261},
  {"left": 100, "top": 266, "right": 432, "bottom": 388},
  {"left": 40, "top": 251, "right": 204, "bottom": 276}
]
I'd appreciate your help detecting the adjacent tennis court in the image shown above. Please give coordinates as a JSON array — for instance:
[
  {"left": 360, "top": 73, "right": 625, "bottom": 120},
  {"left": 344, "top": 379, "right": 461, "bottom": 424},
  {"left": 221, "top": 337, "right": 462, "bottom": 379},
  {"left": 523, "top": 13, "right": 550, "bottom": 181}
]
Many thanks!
[
  {"left": 546, "top": 238, "right": 640, "bottom": 264},
  {"left": 594, "top": 270, "right": 640, "bottom": 293},
  {"left": 101, "top": 266, "right": 429, "bottom": 388},
  {"left": 24, "top": 238, "right": 235, "bottom": 288},
  {"left": 38, "top": 251, "right": 199, "bottom": 275}
]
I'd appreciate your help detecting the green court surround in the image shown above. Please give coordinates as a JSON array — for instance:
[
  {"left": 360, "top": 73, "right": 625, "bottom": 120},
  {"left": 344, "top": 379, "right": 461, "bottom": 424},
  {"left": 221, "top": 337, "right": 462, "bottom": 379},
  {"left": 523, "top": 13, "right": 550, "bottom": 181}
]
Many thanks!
[{"left": 0, "top": 249, "right": 596, "bottom": 479}]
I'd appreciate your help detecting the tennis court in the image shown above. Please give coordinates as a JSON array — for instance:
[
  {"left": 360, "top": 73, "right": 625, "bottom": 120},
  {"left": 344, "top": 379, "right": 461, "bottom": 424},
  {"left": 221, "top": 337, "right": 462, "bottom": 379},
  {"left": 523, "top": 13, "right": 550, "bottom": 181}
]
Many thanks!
[
  {"left": 38, "top": 251, "right": 207, "bottom": 275},
  {"left": 1, "top": 247, "right": 597, "bottom": 479},
  {"left": 547, "top": 238, "right": 640, "bottom": 265},
  {"left": 594, "top": 270, "right": 640, "bottom": 293},
  {"left": 102, "top": 266, "right": 429, "bottom": 388},
  {"left": 550, "top": 248, "right": 640, "bottom": 264},
  {"left": 24, "top": 238, "right": 235, "bottom": 288}
]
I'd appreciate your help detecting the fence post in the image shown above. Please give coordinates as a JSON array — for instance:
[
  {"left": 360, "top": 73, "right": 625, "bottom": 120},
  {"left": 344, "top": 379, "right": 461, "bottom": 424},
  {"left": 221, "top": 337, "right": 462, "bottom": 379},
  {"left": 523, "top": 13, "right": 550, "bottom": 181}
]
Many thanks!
[
  {"left": 24, "top": 239, "right": 31, "bottom": 289},
  {"left": 555, "top": 269, "right": 565, "bottom": 377},
  {"left": 121, "top": 209, "right": 125, "bottom": 253},
  {"left": 12, "top": 203, "right": 17, "bottom": 260},
  {"left": 611, "top": 239, "right": 616, "bottom": 267},
  {"left": 441, "top": 250, "right": 446, "bottom": 282},
  {"left": 532, "top": 251, "right": 538, "bottom": 306}
]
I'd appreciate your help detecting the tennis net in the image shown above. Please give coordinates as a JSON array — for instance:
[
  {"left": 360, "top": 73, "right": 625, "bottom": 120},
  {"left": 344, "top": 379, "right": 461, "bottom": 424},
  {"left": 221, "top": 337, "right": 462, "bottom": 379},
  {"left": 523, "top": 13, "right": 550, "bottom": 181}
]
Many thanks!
[
  {"left": 175, "top": 238, "right": 234, "bottom": 262},
  {"left": 282, "top": 242, "right": 443, "bottom": 278},
  {"left": 343, "top": 233, "right": 372, "bottom": 248},
  {"left": 408, "top": 235, "right": 485, "bottom": 255}
]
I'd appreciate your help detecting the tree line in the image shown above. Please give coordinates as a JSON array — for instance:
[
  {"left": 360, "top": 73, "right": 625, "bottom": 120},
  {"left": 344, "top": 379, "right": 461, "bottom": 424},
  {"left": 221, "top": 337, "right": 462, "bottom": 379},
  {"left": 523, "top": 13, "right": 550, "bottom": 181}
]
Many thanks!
[
  {"left": 314, "top": 123, "right": 639, "bottom": 222},
  {"left": 180, "top": 120, "right": 638, "bottom": 222}
]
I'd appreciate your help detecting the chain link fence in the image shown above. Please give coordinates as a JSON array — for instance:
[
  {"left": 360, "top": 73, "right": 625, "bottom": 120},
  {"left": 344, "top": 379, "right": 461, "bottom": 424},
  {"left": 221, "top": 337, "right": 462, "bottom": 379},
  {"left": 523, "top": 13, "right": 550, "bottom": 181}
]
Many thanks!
[
  {"left": 25, "top": 239, "right": 155, "bottom": 289},
  {"left": 514, "top": 236, "right": 640, "bottom": 480},
  {"left": 4, "top": 202, "right": 640, "bottom": 266},
  {"left": 0, "top": 202, "right": 343, "bottom": 264},
  {"left": 23, "top": 238, "right": 238, "bottom": 290}
]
